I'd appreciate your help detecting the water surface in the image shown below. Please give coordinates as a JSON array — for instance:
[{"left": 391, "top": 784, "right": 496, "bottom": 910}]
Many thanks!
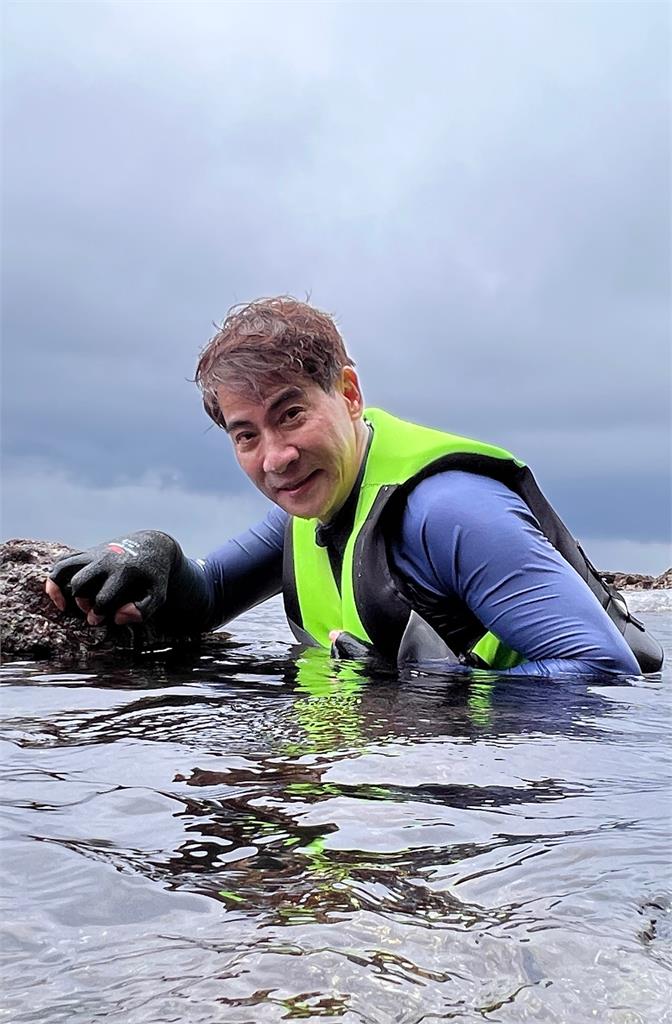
[{"left": 2, "top": 594, "right": 671, "bottom": 1023}]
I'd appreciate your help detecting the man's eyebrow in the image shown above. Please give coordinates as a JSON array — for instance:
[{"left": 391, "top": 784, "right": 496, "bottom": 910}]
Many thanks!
[
  {"left": 224, "top": 417, "right": 251, "bottom": 435},
  {"left": 225, "top": 386, "right": 307, "bottom": 434},
  {"left": 267, "top": 385, "right": 306, "bottom": 413}
]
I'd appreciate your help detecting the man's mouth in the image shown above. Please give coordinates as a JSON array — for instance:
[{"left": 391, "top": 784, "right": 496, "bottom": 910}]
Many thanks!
[{"left": 275, "top": 469, "right": 321, "bottom": 496}]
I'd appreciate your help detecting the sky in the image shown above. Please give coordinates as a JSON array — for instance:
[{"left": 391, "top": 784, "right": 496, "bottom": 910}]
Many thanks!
[{"left": 2, "top": 1, "right": 670, "bottom": 572}]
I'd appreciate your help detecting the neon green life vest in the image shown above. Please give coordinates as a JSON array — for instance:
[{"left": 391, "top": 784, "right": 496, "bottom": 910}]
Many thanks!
[{"left": 285, "top": 408, "right": 528, "bottom": 669}]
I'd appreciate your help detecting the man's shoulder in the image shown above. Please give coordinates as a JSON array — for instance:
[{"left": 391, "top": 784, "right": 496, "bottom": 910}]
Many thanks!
[
  {"left": 404, "top": 470, "right": 518, "bottom": 515},
  {"left": 265, "top": 503, "right": 290, "bottom": 530}
]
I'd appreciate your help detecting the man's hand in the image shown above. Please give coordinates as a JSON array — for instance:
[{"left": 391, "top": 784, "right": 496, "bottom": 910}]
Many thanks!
[
  {"left": 329, "top": 630, "right": 375, "bottom": 660},
  {"left": 46, "top": 531, "right": 180, "bottom": 627},
  {"left": 45, "top": 575, "right": 142, "bottom": 626}
]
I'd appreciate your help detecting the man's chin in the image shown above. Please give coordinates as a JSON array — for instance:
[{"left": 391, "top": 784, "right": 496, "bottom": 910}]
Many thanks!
[
  {"left": 271, "top": 470, "right": 329, "bottom": 519},
  {"left": 277, "top": 496, "right": 327, "bottom": 520}
]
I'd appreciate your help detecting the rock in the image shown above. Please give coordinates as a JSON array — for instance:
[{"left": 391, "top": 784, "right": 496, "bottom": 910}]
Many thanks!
[
  {"left": 0, "top": 538, "right": 202, "bottom": 662},
  {"left": 654, "top": 567, "right": 672, "bottom": 590},
  {"left": 600, "top": 568, "right": 672, "bottom": 591},
  {"left": 2, "top": 537, "right": 669, "bottom": 662}
]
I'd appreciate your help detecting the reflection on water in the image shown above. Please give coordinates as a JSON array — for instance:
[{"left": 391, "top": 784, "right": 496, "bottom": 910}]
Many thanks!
[{"left": 1, "top": 596, "right": 671, "bottom": 1023}]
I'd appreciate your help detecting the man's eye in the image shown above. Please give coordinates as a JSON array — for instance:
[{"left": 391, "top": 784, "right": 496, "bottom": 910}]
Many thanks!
[
  {"left": 283, "top": 406, "right": 304, "bottom": 423},
  {"left": 234, "top": 432, "right": 256, "bottom": 446}
]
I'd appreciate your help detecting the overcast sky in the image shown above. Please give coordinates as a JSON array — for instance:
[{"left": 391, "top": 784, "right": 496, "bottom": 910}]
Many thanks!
[{"left": 2, "top": 1, "right": 670, "bottom": 572}]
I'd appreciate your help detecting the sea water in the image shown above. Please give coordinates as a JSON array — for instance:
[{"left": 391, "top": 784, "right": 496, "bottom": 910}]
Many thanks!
[{"left": 1, "top": 593, "right": 671, "bottom": 1023}]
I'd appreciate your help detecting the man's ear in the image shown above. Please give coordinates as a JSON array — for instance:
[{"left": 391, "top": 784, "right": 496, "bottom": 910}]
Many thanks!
[{"left": 340, "top": 366, "right": 364, "bottom": 418}]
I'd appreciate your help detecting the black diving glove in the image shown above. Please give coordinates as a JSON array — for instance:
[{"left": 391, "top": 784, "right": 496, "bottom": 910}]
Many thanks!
[{"left": 49, "top": 530, "right": 211, "bottom": 630}]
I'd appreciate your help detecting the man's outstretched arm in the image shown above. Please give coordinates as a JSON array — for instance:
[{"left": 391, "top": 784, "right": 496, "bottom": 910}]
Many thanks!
[
  {"left": 47, "top": 505, "right": 288, "bottom": 635},
  {"left": 198, "top": 504, "right": 287, "bottom": 628},
  {"left": 392, "top": 471, "right": 640, "bottom": 678}
]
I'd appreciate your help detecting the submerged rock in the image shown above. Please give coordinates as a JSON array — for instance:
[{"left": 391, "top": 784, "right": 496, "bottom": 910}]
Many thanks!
[{"left": 0, "top": 538, "right": 205, "bottom": 662}]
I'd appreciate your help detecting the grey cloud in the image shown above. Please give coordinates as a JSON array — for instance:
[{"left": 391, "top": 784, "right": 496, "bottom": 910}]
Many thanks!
[
  {"left": 0, "top": 458, "right": 270, "bottom": 556},
  {"left": 2, "top": 1, "right": 670, "bottom": 562}
]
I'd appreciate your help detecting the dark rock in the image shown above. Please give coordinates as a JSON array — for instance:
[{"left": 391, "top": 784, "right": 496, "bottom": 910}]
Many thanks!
[
  {"left": 601, "top": 568, "right": 672, "bottom": 591},
  {"left": 0, "top": 538, "right": 206, "bottom": 662}
]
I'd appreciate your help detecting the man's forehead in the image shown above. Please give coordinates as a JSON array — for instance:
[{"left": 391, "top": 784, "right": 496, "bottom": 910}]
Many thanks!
[{"left": 218, "top": 381, "right": 309, "bottom": 409}]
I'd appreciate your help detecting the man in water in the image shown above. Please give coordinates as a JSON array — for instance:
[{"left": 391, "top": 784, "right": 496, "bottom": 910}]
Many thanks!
[{"left": 46, "top": 297, "right": 662, "bottom": 676}]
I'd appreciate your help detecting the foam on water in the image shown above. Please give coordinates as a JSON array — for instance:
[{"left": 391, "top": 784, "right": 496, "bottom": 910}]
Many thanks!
[{"left": 624, "top": 588, "right": 672, "bottom": 613}]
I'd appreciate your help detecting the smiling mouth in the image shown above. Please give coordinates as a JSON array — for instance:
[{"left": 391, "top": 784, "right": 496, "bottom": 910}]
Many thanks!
[{"left": 276, "top": 470, "right": 320, "bottom": 495}]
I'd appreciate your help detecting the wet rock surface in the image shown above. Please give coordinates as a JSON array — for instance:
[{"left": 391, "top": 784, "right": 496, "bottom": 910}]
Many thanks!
[{"left": 0, "top": 538, "right": 214, "bottom": 662}]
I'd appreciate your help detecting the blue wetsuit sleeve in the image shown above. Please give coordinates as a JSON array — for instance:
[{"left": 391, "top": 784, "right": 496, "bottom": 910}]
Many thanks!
[
  {"left": 391, "top": 472, "right": 639, "bottom": 678},
  {"left": 184, "top": 504, "right": 287, "bottom": 631}
]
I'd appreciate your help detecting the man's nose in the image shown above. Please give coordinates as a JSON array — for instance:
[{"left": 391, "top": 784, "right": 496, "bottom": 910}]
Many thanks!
[{"left": 261, "top": 436, "right": 299, "bottom": 476}]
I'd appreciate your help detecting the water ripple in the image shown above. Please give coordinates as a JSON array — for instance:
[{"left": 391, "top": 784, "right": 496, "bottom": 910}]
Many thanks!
[{"left": 1, "top": 604, "right": 671, "bottom": 1022}]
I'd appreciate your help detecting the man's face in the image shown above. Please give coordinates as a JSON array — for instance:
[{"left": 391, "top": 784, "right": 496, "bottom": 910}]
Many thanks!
[{"left": 216, "top": 368, "right": 367, "bottom": 521}]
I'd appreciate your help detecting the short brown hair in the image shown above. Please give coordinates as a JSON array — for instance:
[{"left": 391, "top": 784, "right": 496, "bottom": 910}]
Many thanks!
[{"left": 195, "top": 296, "right": 355, "bottom": 428}]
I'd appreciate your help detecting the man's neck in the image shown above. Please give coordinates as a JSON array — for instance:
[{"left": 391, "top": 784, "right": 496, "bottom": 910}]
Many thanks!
[
  {"left": 317, "top": 418, "right": 371, "bottom": 527},
  {"left": 315, "top": 422, "right": 373, "bottom": 548}
]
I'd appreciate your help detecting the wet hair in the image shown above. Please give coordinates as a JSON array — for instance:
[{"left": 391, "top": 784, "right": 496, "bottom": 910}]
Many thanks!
[{"left": 195, "top": 296, "right": 355, "bottom": 429}]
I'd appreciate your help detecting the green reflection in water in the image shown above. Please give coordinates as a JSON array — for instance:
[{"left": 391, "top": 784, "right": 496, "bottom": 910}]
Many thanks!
[
  {"left": 467, "top": 681, "right": 494, "bottom": 728},
  {"left": 283, "top": 647, "right": 366, "bottom": 754}
]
